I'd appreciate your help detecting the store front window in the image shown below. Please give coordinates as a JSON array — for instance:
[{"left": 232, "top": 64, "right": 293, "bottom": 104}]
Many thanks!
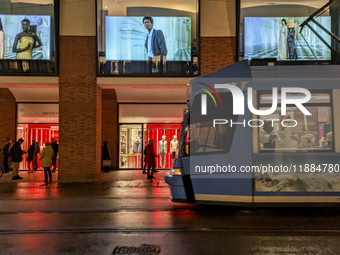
[
  {"left": 17, "top": 103, "right": 59, "bottom": 170},
  {"left": 119, "top": 123, "right": 181, "bottom": 169},
  {"left": 0, "top": 0, "right": 58, "bottom": 75},
  {"left": 119, "top": 103, "right": 185, "bottom": 169},
  {"left": 120, "top": 124, "right": 143, "bottom": 169},
  {"left": 17, "top": 124, "right": 59, "bottom": 170},
  {"left": 144, "top": 124, "right": 181, "bottom": 169},
  {"left": 97, "top": 0, "right": 199, "bottom": 76}
]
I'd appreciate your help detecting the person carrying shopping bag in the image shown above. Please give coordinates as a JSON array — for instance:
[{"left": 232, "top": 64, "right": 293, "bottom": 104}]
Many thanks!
[{"left": 40, "top": 142, "right": 54, "bottom": 184}]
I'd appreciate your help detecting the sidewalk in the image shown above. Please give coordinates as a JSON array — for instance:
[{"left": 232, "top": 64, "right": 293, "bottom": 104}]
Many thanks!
[
  {"left": 0, "top": 170, "right": 171, "bottom": 200},
  {"left": 0, "top": 169, "right": 169, "bottom": 183}
]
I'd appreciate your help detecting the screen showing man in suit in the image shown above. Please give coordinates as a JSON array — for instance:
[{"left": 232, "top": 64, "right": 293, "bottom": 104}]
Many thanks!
[
  {"left": 105, "top": 16, "right": 191, "bottom": 61},
  {"left": 143, "top": 16, "right": 167, "bottom": 60}
]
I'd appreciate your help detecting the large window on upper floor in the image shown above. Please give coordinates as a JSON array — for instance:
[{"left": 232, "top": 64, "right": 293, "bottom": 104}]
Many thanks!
[
  {"left": 97, "top": 0, "right": 199, "bottom": 76},
  {"left": 238, "top": 0, "right": 339, "bottom": 65},
  {"left": 0, "top": 0, "right": 58, "bottom": 75}
]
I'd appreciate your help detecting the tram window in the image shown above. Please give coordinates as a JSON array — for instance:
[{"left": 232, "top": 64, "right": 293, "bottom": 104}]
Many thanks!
[
  {"left": 258, "top": 106, "right": 333, "bottom": 152},
  {"left": 188, "top": 122, "right": 234, "bottom": 155}
]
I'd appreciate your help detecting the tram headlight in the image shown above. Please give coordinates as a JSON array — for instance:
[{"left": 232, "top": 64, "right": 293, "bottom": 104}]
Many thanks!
[{"left": 171, "top": 168, "right": 182, "bottom": 175}]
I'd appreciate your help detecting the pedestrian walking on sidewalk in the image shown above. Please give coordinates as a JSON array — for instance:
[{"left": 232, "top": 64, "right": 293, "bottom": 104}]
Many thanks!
[
  {"left": 2, "top": 137, "right": 12, "bottom": 173},
  {"left": 26, "top": 140, "right": 36, "bottom": 173},
  {"left": 146, "top": 139, "right": 159, "bottom": 179},
  {"left": 40, "top": 142, "right": 54, "bottom": 184},
  {"left": 9, "top": 138, "right": 25, "bottom": 180},
  {"left": 51, "top": 138, "right": 58, "bottom": 172}
]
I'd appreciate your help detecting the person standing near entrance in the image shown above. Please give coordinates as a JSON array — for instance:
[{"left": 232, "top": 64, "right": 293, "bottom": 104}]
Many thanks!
[
  {"left": 146, "top": 139, "right": 159, "bottom": 179},
  {"left": 2, "top": 137, "right": 12, "bottom": 173},
  {"left": 143, "top": 143, "right": 147, "bottom": 174},
  {"left": 40, "top": 142, "right": 54, "bottom": 184},
  {"left": 26, "top": 140, "right": 36, "bottom": 173},
  {"left": 9, "top": 138, "right": 25, "bottom": 180},
  {"left": 51, "top": 138, "right": 58, "bottom": 172},
  {"left": 34, "top": 142, "right": 40, "bottom": 171}
]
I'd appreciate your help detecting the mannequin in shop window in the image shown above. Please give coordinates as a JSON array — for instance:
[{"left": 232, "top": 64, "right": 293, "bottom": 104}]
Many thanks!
[
  {"left": 159, "top": 135, "right": 167, "bottom": 168},
  {"left": 132, "top": 136, "right": 141, "bottom": 169},
  {"left": 170, "top": 135, "right": 178, "bottom": 159},
  {"left": 133, "top": 136, "right": 141, "bottom": 153}
]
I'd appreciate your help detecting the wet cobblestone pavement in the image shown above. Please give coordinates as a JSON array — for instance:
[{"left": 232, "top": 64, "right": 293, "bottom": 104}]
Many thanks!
[{"left": 1, "top": 170, "right": 340, "bottom": 254}]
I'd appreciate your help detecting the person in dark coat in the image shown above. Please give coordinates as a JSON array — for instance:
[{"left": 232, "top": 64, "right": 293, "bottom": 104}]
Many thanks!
[
  {"left": 9, "top": 138, "right": 25, "bottom": 180},
  {"left": 142, "top": 143, "right": 147, "bottom": 174},
  {"left": 26, "top": 140, "right": 36, "bottom": 173},
  {"left": 51, "top": 138, "right": 58, "bottom": 172},
  {"left": 34, "top": 142, "right": 40, "bottom": 171},
  {"left": 2, "top": 137, "right": 12, "bottom": 173},
  {"left": 102, "top": 142, "right": 111, "bottom": 173},
  {"left": 146, "top": 139, "right": 159, "bottom": 179}
]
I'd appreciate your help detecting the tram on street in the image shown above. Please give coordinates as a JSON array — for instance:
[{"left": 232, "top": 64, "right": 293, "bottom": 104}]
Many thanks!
[{"left": 165, "top": 60, "right": 340, "bottom": 205}]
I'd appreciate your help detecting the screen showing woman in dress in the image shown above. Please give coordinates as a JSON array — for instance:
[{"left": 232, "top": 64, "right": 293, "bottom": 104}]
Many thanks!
[
  {"left": 0, "top": 15, "right": 51, "bottom": 60},
  {"left": 244, "top": 17, "right": 331, "bottom": 61}
]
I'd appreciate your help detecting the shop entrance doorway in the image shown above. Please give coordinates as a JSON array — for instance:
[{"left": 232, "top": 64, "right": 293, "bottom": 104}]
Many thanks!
[{"left": 17, "top": 124, "right": 59, "bottom": 170}]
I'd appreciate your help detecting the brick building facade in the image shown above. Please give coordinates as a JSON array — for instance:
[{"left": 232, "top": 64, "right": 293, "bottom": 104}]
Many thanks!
[{"left": 0, "top": 0, "right": 237, "bottom": 181}]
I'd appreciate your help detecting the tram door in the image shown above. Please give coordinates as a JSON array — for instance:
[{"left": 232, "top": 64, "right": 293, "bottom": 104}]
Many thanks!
[{"left": 17, "top": 124, "right": 59, "bottom": 170}]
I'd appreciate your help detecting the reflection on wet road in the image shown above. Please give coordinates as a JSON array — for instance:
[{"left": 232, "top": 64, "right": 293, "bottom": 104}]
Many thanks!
[{"left": 0, "top": 171, "right": 340, "bottom": 254}]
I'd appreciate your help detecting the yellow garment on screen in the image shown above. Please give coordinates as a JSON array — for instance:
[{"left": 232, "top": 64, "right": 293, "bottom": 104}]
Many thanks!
[
  {"left": 18, "top": 39, "right": 29, "bottom": 49},
  {"left": 16, "top": 36, "right": 34, "bottom": 60}
]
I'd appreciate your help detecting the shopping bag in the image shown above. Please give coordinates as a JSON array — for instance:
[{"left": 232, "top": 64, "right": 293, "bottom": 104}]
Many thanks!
[{"left": 102, "top": 160, "right": 112, "bottom": 166}]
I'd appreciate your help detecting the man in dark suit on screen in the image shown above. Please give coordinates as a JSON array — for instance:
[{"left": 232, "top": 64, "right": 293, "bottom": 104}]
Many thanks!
[{"left": 143, "top": 16, "right": 167, "bottom": 73}]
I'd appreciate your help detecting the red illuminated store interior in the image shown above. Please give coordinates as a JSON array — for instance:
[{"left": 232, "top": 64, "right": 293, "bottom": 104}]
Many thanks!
[
  {"left": 119, "top": 104, "right": 185, "bottom": 169},
  {"left": 16, "top": 103, "right": 59, "bottom": 170}
]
